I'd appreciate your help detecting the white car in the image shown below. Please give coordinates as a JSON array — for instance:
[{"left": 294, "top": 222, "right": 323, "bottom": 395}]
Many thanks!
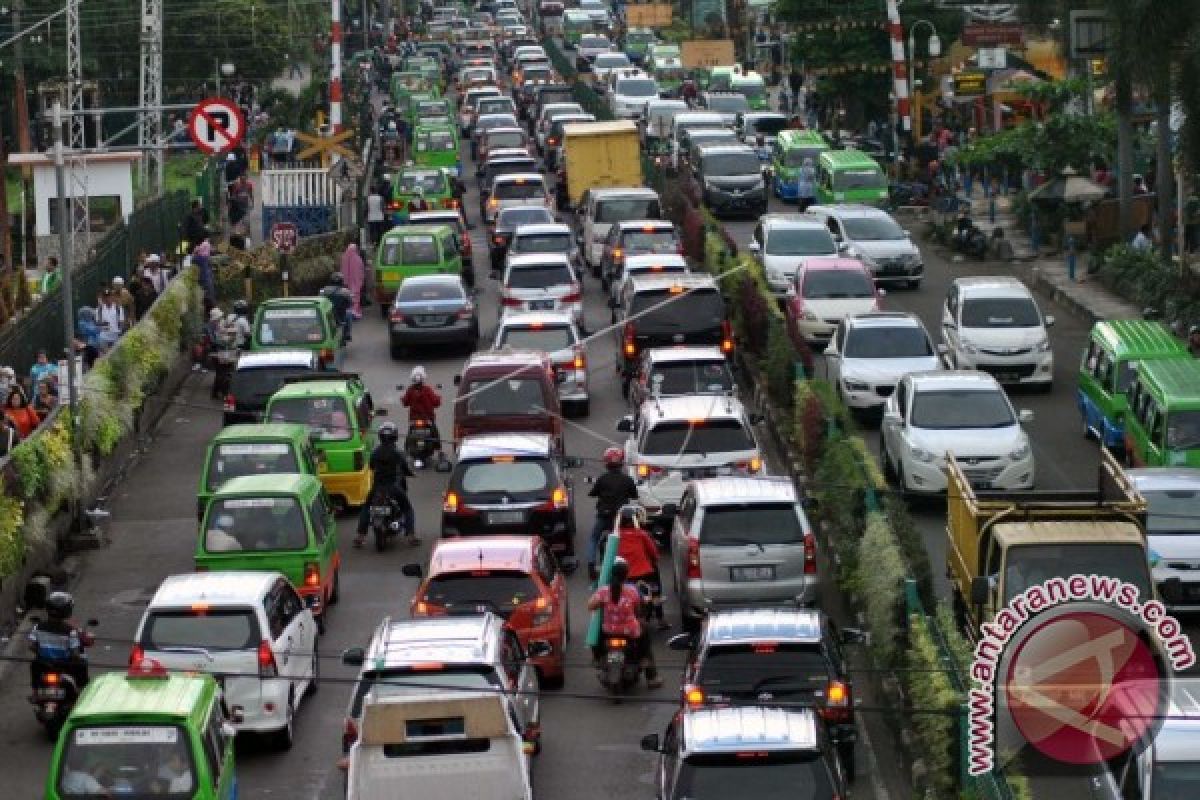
[
  {"left": 609, "top": 71, "right": 660, "bottom": 118},
  {"left": 786, "top": 258, "right": 883, "bottom": 345},
  {"left": 669, "top": 111, "right": 726, "bottom": 168},
  {"left": 536, "top": 103, "right": 585, "bottom": 151},
  {"left": 578, "top": 34, "right": 615, "bottom": 63},
  {"left": 500, "top": 253, "right": 584, "bottom": 329},
  {"left": 749, "top": 213, "right": 840, "bottom": 296},
  {"left": 493, "top": 310, "right": 590, "bottom": 415},
  {"left": 940, "top": 276, "right": 1055, "bottom": 388},
  {"left": 506, "top": 222, "right": 579, "bottom": 275},
  {"left": 826, "top": 312, "right": 941, "bottom": 411},
  {"left": 133, "top": 572, "right": 318, "bottom": 748},
  {"left": 609, "top": 253, "right": 689, "bottom": 308},
  {"left": 1128, "top": 469, "right": 1200, "bottom": 612},
  {"left": 591, "top": 52, "right": 632, "bottom": 84},
  {"left": 807, "top": 204, "right": 925, "bottom": 289},
  {"left": 880, "top": 370, "right": 1035, "bottom": 494},
  {"left": 579, "top": 187, "right": 661, "bottom": 269}
]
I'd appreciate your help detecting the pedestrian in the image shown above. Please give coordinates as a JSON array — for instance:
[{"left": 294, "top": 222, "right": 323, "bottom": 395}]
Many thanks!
[
  {"left": 131, "top": 274, "right": 157, "bottom": 318},
  {"left": 228, "top": 174, "right": 254, "bottom": 226},
  {"left": 111, "top": 276, "right": 136, "bottom": 321},
  {"left": 75, "top": 308, "right": 101, "bottom": 369},
  {"left": 193, "top": 238, "right": 216, "bottom": 305},
  {"left": 787, "top": 68, "right": 802, "bottom": 109},
  {"left": 38, "top": 257, "right": 61, "bottom": 296},
  {"left": 182, "top": 200, "right": 209, "bottom": 250},
  {"left": 97, "top": 290, "right": 127, "bottom": 348},
  {"left": 224, "top": 152, "right": 242, "bottom": 183},
  {"left": 30, "top": 349, "right": 56, "bottom": 388},
  {"left": 0, "top": 365, "right": 14, "bottom": 398},
  {"left": 142, "top": 253, "right": 168, "bottom": 295},
  {"left": 1189, "top": 326, "right": 1200, "bottom": 357},
  {"left": 340, "top": 242, "right": 366, "bottom": 319},
  {"left": 1132, "top": 224, "right": 1153, "bottom": 252},
  {"left": 796, "top": 157, "right": 817, "bottom": 211},
  {"left": 32, "top": 379, "right": 58, "bottom": 416},
  {"left": 5, "top": 387, "right": 42, "bottom": 438},
  {"left": 367, "top": 186, "right": 386, "bottom": 246}
]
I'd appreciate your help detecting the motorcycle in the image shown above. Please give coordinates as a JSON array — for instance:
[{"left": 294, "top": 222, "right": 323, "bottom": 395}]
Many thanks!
[
  {"left": 29, "top": 619, "right": 97, "bottom": 739},
  {"left": 952, "top": 220, "right": 989, "bottom": 259},
  {"left": 405, "top": 418, "right": 440, "bottom": 468},
  {"left": 595, "top": 582, "right": 652, "bottom": 701},
  {"left": 368, "top": 487, "right": 416, "bottom": 552}
]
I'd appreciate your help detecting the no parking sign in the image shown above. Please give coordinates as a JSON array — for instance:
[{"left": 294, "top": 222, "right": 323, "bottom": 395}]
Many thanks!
[{"left": 187, "top": 98, "right": 246, "bottom": 155}]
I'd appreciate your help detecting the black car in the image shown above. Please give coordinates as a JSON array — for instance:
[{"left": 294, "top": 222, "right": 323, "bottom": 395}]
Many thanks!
[
  {"left": 387, "top": 274, "right": 479, "bottom": 359},
  {"left": 668, "top": 608, "right": 864, "bottom": 779},
  {"left": 691, "top": 142, "right": 768, "bottom": 218},
  {"left": 614, "top": 273, "right": 732, "bottom": 379},
  {"left": 440, "top": 432, "right": 579, "bottom": 566},
  {"left": 528, "top": 84, "right": 577, "bottom": 125},
  {"left": 223, "top": 350, "right": 321, "bottom": 425},
  {"left": 488, "top": 205, "right": 556, "bottom": 272}
]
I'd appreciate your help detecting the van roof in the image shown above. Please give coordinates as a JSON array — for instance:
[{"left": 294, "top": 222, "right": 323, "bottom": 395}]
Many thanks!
[
  {"left": 1092, "top": 319, "right": 1188, "bottom": 360},
  {"left": 689, "top": 476, "right": 797, "bottom": 506},
  {"left": 457, "top": 433, "right": 554, "bottom": 460},
  {"left": 562, "top": 119, "right": 637, "bottom": 136},
  {"left": 681, "top": 707, "right": 820, "bottom": 755},
  {"left": 257, "top": 296, "right": 333, "bottom": 313},
  {"left": 382, "top": 224, "right": 453, "bottom": 240},
  {"left": 211, "top": 423, "right": 311, "bottom": 443},
  {"left": 210, "top": 472, "right": 320, "bottom": 497},
  {"left": 429, "top": 536, "right": 537, "bottom": 575},
  {"left": 992, "top": 519, "right": 1146, "bottom": 546},
  {"left": 461, "top": 349, "right": 552, "bottom": 373},
  {"left": 1135, "top": 358, "right": 1200, "bottom": 405},
  {"left": 638, "top": 394, "right": 746, "bottom": 424},
  {"left": 642, "top": 345, "right": 726, "bottom": 363},
  {"left": 149, "top": 571, "right": 282, "bottom": 608},
  {"left": 269, "top": 376, "right": 362, "bottom": 398},
  {"left": 235, "top": 350, "right": 319, "bottom": 370},
  {"left": 819, "top": 149, "right": 882, "bottom": 168},
  {"left": 364, "top": 614, "right": 502, "bottom": 668},
  {"left": 70, "top": 671, "right": 216, "bottom": 723}
]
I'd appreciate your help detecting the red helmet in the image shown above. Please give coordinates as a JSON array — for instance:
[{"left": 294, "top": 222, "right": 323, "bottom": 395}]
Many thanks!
[{"left": 603, "top": 447, "right": 624, "bottom": 467}]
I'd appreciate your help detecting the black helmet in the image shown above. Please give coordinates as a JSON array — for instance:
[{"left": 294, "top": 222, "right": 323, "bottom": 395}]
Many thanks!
[
  {"left": 610, "top": 557, "right": 629, "bottom": 583},
  {"left": 233, "top": 299, "right": 249, "bottom": 314},
  {"left": 46, "top": 591, "right": 74, "bottom": 621},
  {"left": 379, "top": 421, "right": 400, "bottom": 443},
  {"left": 329, "top": 271, "right": 345, "bottom": 286}
]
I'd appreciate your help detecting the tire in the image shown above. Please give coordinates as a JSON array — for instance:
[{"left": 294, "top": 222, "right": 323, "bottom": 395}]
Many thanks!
[
  {"left": 541, "top": 668, "right": 565, "bottom": 690},
  {"left": 329, "top": 570, "right": 340, "bottom": 604},
  {"left": 389, "top": 340, "right": 404, "bottom": 360},
  {"left": 305, "top": 644, "right": 320, "bottom": 697},
  {"left": 374, "top": 523, "right": 388, "bottom": 553},
  {"left": 840, "top": 741, "right": 856, "bottom": 782},
  {"left": 274, "top": 698, "right": 295, "bottom": 751}
]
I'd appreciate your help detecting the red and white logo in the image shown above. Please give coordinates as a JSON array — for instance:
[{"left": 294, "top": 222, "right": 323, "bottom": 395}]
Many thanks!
[{"left": 187, "top": 98, "right": 246, "bottom": 155}]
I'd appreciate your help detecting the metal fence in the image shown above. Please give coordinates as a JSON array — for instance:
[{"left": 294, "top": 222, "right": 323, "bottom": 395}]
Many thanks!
[{"left": 0, "top": 190, "right": 192, "bottom": 378}]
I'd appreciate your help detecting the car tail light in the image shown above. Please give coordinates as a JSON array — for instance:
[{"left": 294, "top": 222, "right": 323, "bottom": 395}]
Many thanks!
[
  {"left": 677, "top": 242, "right": 685, "bottom": 255},
  {"left": 822, "top": 680, "right": 852, "bottom": 724},
  {"left": 223, "top": 393, "right": 235, "bottom": 412},
  {"left": 443, "top": 491, "right": 460, "bottom": 513},
  {"left": 720, "top": 320, "right": 734, "bottom": 355},
  {"left": 532, "top": 595, "right": 554, "bottom": 626},
  {"left": 320, "top": 347, "right": 335, "bottom": 365},
  {"left": 736, "top": 456, "right": 763, "bottom": 474},
  {"left": 686, "top": 537, "right": 702, "bottom": 579},
  {"left": 343, "top": 717, "right": 359, "bottom": 751},
  {"left": 636, "top": 463, "right": 663, "bottom": 479},
  {"left": 623, "top": 322, "right": 636, "bottom": 358},
  {"left": 804, "top": 532, "right": 817, "bottom": 575},
  {"left": 488, "top": 196, "right": 499, "bottom": 209},
  {"left": 573, "top": 348, "right": 585, "bottom": 370},
  {"left": 457, "top": 303, "right": 475, "bottom": 320},
  {"left": 684, "top": 684, "right": 704, "bottom": 707},
  {"left": 493, "top": 235, "right": 506, "bottom": 245},
  {"left": 551, "top": 486, "right": 568, "bottom": 510},
  {"left": 389, "top": 308, "right": 405, "bottom": 322},
  {"left": 129, "top": 645, "right": 144, "bottom": 668},
  {"left": 414, "top": 600, "right": 446, "bottom": 616},
  {"left": 387, "top": 201, "right": 402, "bottom": 210},
  {"left": 562, "top": 285, "right": 581, "bottom": 303},
  {"left": 612, "top": 247, "right": 623, "bottom": 263},
  {"left": 444, "top": 198, "right": 460, "bottom": 209},
  {"left": 303, "top": 562, "right": 321, "bottom": 589},
  {"left": 258, "top": 640, "right": 278, "bottom": 678},
  {"left": 502, "top": 296, "right": 523, "bottom": 307}
]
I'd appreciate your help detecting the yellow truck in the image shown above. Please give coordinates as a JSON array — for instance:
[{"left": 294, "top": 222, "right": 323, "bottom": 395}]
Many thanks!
[
  {"left": 945, "top": 448, "right": 1175, "bottom": 638},
  {"left": 559, "top": 120, "right": 643, "bottom": 209}
]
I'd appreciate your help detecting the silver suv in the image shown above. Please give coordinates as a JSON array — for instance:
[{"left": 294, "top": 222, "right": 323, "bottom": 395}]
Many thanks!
[
  {"left": 668, "top": 478, "right": 816, "bottom": 629},
  {"left": 807, "top": 204, "right": 924, "bottom": 288}
]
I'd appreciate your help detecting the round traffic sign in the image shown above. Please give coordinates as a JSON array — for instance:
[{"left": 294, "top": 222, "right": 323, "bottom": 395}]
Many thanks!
[{"left": 187, "top": 98, "right": 247, "bottom": 155}]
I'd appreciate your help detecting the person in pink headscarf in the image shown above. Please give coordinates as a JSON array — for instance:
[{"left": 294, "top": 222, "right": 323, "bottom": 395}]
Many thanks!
[{"left": 340, "top": 242, "right": 366, "bottom": 319}]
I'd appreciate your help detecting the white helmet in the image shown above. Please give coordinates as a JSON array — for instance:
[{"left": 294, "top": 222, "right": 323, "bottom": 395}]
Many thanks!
[{"left": 411, "top": 366, "right": 426, "bottom": 384}]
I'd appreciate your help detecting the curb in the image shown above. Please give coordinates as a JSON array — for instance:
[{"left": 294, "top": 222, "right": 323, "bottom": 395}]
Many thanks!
[{"left": 1027, "top": 266, "right": 1100, "bottom": 324}]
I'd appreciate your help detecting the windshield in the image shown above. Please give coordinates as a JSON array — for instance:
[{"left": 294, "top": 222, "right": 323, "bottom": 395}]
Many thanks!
[
  {"left": 700, "top": 503, "right": 804, "bottom": 546},
  {"left": 486, "top": 131, "right": 526, "bottom": 150},
  {"left": 617, "top": 79, "right": 657, "bottom": 97},
  {"left": 1153, "top": 761, "right": 1200, "bottom": 798},
  {"left": 704, "top": 153, "right": 762, "bottom": 176},
  {"left": 397, "top": 280, "right": 462, "bottom": 302},
  {"left": 596, "top": 198, "right": 661, "bottom": 223},
  {"left": 910, "top": 389, "right": 1013, "bottom": 429},
  {"left": 642, "top": 419, "right": 754, "bottom": 456},
  {"left": 746, "top": 116, "right": 787, "bottom": 135},
  {"left": 497, "top": 208, "right": 554, "bottom": 229},
  {"left": 783, "top": 147, "right": 825, "bottom": 168},
  {"left": 1143, "top": 488, "right": 1200, "bottom": 534},
  {"left": 229, "top": 366, "right": 312, "bottom": 408},
  {"left": 1167, "top": 411, "right": 1200, "bottom": 450},
  {"left": 623, "top": 230, "right": 678, "bottom": 254},
  {"left": 512, "top": 232, "right": 571, "bottom": 254},
  {"left": 423, "top": 570, "right": 540, "bottom": 614},
  {"left": 630, "top": 289, "right": 724, "bottom": 334},
  {"left": 961, "top": 297, "right": 1042, "bottom": 328},
  {"left": 499, "top": 326, "right": 574, "bottom": 352},
  {"left": 396, "top": 172, "right": 447, "bottom": 193},
  {"left": 141, "top": 609, "right": 260, "bottom": 651},
  {"left": 834, "top": 168, "right": 885, "bottom": 190},
  {"left": 507, "top": 262, "right": 573, "bottom": 289},
  {"left": 416, "top": 130, "right": 456, "bottom": 152},
  {"left": 59, "top": 725, "right": 196, "bottom": 799},
  {"left": 206, "top": 443, "right": 300, "bottom": 492},
  {"left": 495, "top": 181, "right": 546, "bottom": 200},
  {"left": 843, "top": 216, "right": 905, "bottom": 241},
  {"left": 581, "top": 34, "right": 610, "bottom": 48},
  {"left": 649, "top": 360, "right": 732, "bottom": 395},
  {"left": 256, "top": 308, "right": 325, "bottom": 346},
  {"left": 267, "top": 395, "right": 354, "bottom": 441},
  {"left": 801, "top": 270, "right": 873, "bottom": 299},
  {"left": 844, "top": 327, "right": 933, "bottom": 358},
  {"left": 204, "top": 496, "right": 308, "bottom": 552},
  {"left": 765, "top": 228, "right": 836, "bottom": 256},
  {"left": 352, "top": 667, "right": 499, "bottom": 717},
  {"left": 464, "top": 378, "right": 548, "bottom": 416},
  {"left": 706, "top": 95, "right": 749, "bottom": 113},
  {"left": 1004, "top": 544, "right": 1153, "bottom": 602},
  {"left": 595, "top": 55, "right": 630, "bottom": 69},
  {"left": 677, "top": 752, "right": 834, "bottom": 800}
]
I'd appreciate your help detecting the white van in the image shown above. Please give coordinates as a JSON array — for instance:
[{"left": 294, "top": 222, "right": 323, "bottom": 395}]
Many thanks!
[
  {"left": 578, "top": 187, "right": 662, "bottom": 273},
  {"left": 346, "top": 692, "right": 533, "bottom": 800}
]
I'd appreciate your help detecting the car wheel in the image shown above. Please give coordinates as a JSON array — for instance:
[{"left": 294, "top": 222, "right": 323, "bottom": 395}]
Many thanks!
[
  {"left": 329, "top": 570, "right": 340, "bottom": 604},
  {"left": 305, "top": 644, "right": 320, "bottom": 697},
  {"left": 389, "top": 340, "right": 404, "bottom": 360},
  {"left": 907, "top": 279, "right": 921, "bottom": 289},
  {"left": 274, "top": 697, "right": 295, "bottom": 751},
  {"left": 1082, "top": 412, "right": 1093, "bottom": 440},
  {"left": 840, "top": 741, "right": 856, "bottom": 782}
]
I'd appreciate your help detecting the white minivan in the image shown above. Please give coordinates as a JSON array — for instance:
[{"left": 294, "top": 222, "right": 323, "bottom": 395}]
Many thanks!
[{"left": 578, "top": 187, "right": 662, "bottom": 273}]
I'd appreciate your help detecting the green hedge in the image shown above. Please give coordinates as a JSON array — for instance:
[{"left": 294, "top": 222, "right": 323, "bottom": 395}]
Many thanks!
[
  {"left": 859, "top": 512, "right": 907, "bottom": 666},
  {"left": 214, "top": 231, "right": 351, "bottom": 302},
  {"left": 1097, "top": 243, "right": 1200, "bottom": 324}
]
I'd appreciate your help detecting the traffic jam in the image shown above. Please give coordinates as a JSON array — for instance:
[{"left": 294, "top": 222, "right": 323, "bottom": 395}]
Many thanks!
[{"left": 18, "top": 0, "right": 1200, "bottom": 799}]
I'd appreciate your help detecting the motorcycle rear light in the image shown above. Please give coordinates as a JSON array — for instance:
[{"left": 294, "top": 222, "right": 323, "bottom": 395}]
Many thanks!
[
  {"left": 303, "top": 562, "right": 321, "bottom": 589},
  {"left": 686, "top": 537, "right": 702, "bottom": 579},
  {"left": 129, "top": 645, "right": 145, "bottom": 668},
  {"left": 494, "top": 235, "right": 506, "bottom": 245},
  {"left": 804, "top": 532, "right": 817, "bottom": 575},
  {"left": 258, "top": 640, "right": 278, "bottom": 679},
  {"left": 223, "top": 393, "right": 235, "bottom": 412},
  {"left": 43, "top": 672, "right": 61, "bottom": 686},
  {"left": 443, "top": 491, "right": 460, "bottom": 513},
  {"left": 320, "top": 347, "right": 335, "bottom": 364},
  {"left": 607, "top": 637, "right": 626, "bottom": 649},
  {"left": 623, "top": 322, "right": 636, "bottom": 358},
  {"left": 343, "top": 718, "right": 359, "bottom": 751},
  {"left": 822, "top": 680, "right": 852, "bottom": 723}
]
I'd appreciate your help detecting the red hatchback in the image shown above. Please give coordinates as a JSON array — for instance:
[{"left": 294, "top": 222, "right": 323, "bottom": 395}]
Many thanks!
[{"left": 404, "top": 536, "right": 569, "bottom": 686}]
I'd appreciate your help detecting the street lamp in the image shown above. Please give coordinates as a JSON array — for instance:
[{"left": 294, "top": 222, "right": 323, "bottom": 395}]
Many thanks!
[{"left": 907, "top": 20, "right": 941, "bottom": 100}]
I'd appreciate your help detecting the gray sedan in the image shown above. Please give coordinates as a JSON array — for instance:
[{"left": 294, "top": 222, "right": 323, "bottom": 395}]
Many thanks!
[{"left": 388, "top": 274, "right": 479, "bottom": 359}]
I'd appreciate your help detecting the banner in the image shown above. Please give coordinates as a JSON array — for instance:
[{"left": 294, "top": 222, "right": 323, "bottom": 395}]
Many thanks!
[
  {"left": 626, "top": 4, "right": 673, "bottom": 27},
  {"left": 681, "top": 39, "right": 735, "bottom": 68}
]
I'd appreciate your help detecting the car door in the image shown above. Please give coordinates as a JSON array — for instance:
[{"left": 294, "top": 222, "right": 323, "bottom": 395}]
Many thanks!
[
  {"left": 660, "top": 719, "right": 681, "bottom": 800},
  {"left": 941, "top": 285, "right": 961, "bottom": 364},
  {"left": 826, "top": 321, "right": 846, "bottom": 387},
  {"left": 881, "top": 378, "right": 908, "bottom": 468},
  {"left": 271, "top": 580, "right": 315, "bottom": 700},
  {"left": 502, "top": 630, "right": 540, "bottom": 732},
  {"left": 310, "top": 491, "right": 338, "bottom": 594},
  {"left": 671, "top": 490, "right": 698, "bottom": 596}
]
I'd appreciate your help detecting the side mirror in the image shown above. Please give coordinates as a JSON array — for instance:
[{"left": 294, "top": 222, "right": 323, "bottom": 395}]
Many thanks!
[
  {"left": 1018, "top": 409, "right": 1035, "bottom": 424},
  {"left": 748, "top": 413, "right": 764, "bottom": 425},
  {"left": 882, "top": 408, "right": 901, "bottom": 423},
  {"left": 640, "top": 733, "right": 661, "bottom": 753},
  {"left": 401, "top": 563, "right": 424, "bottom": 578},
  {"left": 342, "top": 647, "right": 366, "bottom": 666},
  {"left": 747, "top": 241, "right": 760, "bottom": 254},
  {"left": 802, "top": 496, "right": 819, "bottom": 510},
  {"left": 229, "top": 706, "right": 246, "bottom": 725},
  {"left": 221, "top": 722, "right": 238, "bottom": 738},
  {"left": 661, "top": 502, "right": 678, "bottom": 517},
  {"left": 970, "top": 576, "right": 990, "bottom": 606},
  {"left": 840, "top": 627, "right": 867, "bottom": 645},
  {"left": 1161, "top": 577, "right": 1184, "bottom": 606},
  {"left": 453, "top": 374, "right": 462, "bottom": 386},
  {"left": 937, "top": 343, "right": 949, "bottom": 356},
  {"left": 1044, "top": 315, "right": 1056, "bottom": 327},
  {"left": 616, "top": 415, "right": 633, "bottom": 433},
  {"left": 667, "top": 633, "right": 694, "bottom": 651}
]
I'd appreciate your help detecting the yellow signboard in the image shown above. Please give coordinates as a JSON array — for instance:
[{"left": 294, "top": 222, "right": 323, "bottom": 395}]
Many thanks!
[
  {"left": 681, "top": 39, "right": 735, "bottom": 69},
  {"left": 626, "top": 4, "right": 673, "bottom": 27},
  {"left": 953, "top": 70, "right": 987, "bottom": 97}
]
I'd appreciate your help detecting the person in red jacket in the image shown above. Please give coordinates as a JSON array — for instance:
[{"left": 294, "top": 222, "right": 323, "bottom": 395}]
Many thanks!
[
  {"left": 610, "top": 506, "right": 669, "bottom": 630},
  {"left": 402, "top": 366, "right": 443, "bottom": 454}
]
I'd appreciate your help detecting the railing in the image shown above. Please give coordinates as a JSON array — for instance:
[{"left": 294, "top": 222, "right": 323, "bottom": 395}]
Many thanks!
[{"left": 261, "top": 167, "right": 343, "bottom": 207}]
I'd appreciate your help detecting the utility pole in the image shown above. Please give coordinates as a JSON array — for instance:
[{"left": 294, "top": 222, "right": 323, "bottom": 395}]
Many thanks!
[
  {"left": 138, "top": 0, "right": 164, "bottom": 194},
  {"left": 331, "top": 0, "right": 343, "bottom": 131},
  {"left": 13, "top": 0, "right": 34, "bottom": 267},
  {"left": 64, "top": 0, "right": 89, "bottom": 265}
]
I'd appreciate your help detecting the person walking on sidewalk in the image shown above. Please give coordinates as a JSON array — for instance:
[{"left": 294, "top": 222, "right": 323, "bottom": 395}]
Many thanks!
[
  {"left": 1132, "top": 224, "right": 1153, "bottom": 253},
  {"left": 340, "top": 242, "right": 367, "bottom": 320},
  {"left": 367, "top": 187, "right": 386, "bottom": 246},
  {"left": 796, "top": 158, "right": 817, "bottom": 212}
]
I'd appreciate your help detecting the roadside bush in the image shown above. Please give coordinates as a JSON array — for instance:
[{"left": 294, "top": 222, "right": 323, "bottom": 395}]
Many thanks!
[
  {"left": 905, "top": 610, "right": 962, "bottom": 799},
  {"left": 885, "top": 492, "right": 935, "bottom": 608},
  {"left": 216, "top": 230, "right": 349, "bottom": 301},
  {"left": 762, "top": 317, "right": 796, "bottom": 411},
  {"left": 812, "top": 435, "right": 868, "bottom": 588},
  {"left": 1097, "top": 244, "right": 1200, "bottom": 325},
  {"left": 857, "top": 512, "right": 906, "bottom": 666}
]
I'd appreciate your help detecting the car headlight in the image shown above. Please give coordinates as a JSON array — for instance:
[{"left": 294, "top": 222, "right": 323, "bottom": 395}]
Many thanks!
[
  {"left": 802, "top": 310, "right": 819, "bottom": 321},
  {"left": 767, "top": 268, "right": 785, "bottom": 284},
  {"left": 843, "top": 379, "right": 870, "bottom": 392},
  {"left": 1036, "top": 337, "right": 1051, "bottom": 353},
  {"left": 910, "top": 447, "right": 936, "bottom": 463},
  {"left": 1008, "top": 441, "right": 1031, "bottom": 461},
  {"left": 903, "top": 253, "right": 921, "bottom": 266},
  {"left": 961, "top": 339, "right": 979, "bottom": 355}
]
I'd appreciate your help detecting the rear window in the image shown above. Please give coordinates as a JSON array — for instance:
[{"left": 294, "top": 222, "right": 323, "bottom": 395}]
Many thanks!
[
  {"left": 398, "top": 280, "right": 463, "bottom": 302},
  {"left": 621, "top": 230, "right": 678, "bottom": 254},
  {"left": 699, "top": 503, "right": 803, "bottom": 545},
  {"left": 229, "top": 366, "right": 312, "bottom": 406},
  {"left": 478, "top": 99, "right": 515, "bottom": 115},
  {"left": 507, "top": 261, "right": 573, "bottom": 289},
  {"left": 416, "top": 130, "right": 456, "bottom": 152},
  {"left": 595, "top": 197, "right": 661, "bottom": 223},
  {"left": 352, "top": 667, "right": 499, "bottom": 717},
  {"left": 256, "top": 308, "right": 325, "bottom": 346},
  {"left": 511, "top": 232, "right": 571, "bottom": 254},
  {"left": 498, "top": 326, "right": 574, "bottom": 352},
  {"left": 641, "top": 419, "right": 754, "bottom": 456},
  {"left": 538, "top": 88, "right": 576, "bottom": 106},
  {"left": 801, "top": 270, "right": 874, "bottom": 299},
  {"left": 204, "top": 496, "right": 308, "bottom": 552},
  {"left": 648, "top": 360, "right": 732, "bottom": 395},
  {"left": 141, "top": 609, "right": 260, "bottom": 651},
  {"left": 396, "top": 172, "right": 447, "bottom": 193},
  {"left": 696, "top": 643, "right": 830, "bottom": 692},
  {"left": 463, "top": 378, "right": 549, "bottom": 416},
  {"left": 486, "top": 131, "right": 526, "bottom": 150},
  {"left": 206, "top": 442, "right": 301, "bottom": 492},
  {"left": 458, "top": 459, "right": 551, "bottom": 494},
  {"left": 630, "top": 288, "right": 725, "bottom": 334},
  {"left": 59, "top": 725, "right": 196, "bottom": 799},
  {"left": 382, "top": 235, "right": 441, "bottom": 266},
  {"left": 494, "top": 181, "right": 546, "bottom": 200},
  {"left": 423, "top": 569, "right": 541, "bottom": 613},
  {"left": 497, "top": 207, "right": 554, "bottom": 229},
  {"left": 267, "top": 395, "right": 354, "bottom": 441},
  {"left": 677, "top": 751, "right": 835, "bottom": 800}
]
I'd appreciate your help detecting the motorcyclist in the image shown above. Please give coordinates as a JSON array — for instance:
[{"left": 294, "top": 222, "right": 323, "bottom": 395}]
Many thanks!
[
  {"left": 320, "top": 271, "right": 355, "bottom": 344},
  {"left": 954, "top": 210, "right": 975, "bottom": 248},
  {"left": 587, "top": 447, "right": 639, "bottom": 582},
  {"left": 401, "top": 366, "right": 443, "bottom": 457},
  {"left": 355, "top": 421, "right": 417, "bottom": 548},
  {"left": 28, "top": 591, "right": 91, "bottom": 692},
  {"left": 382, "top": 120, "right": 401, "bottom": 162},
  {"left": 610, "top": 506, "right": 668, "bottom": 630},
  {"left": 586, "top": 558, "right": 662, "bottom": 688}
]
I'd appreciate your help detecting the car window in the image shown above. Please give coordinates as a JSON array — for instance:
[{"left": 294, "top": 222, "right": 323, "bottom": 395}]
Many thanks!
[
  {"left": 844, "top": 326, "right": 933, "bottom": 358},
  {"left": 206, "top": 443, "right": 301, "bottom": 493},
  {"left": 267, "top": 395, "right": 354, "bottom": 441},
  {"left": 699, "top": 503, "right": 804, "bottom": 545},
  {"left": 256, "top": 307, "right": 325, "bottom": 346},
  {"left": 961, "top": 296, "right": 1041, "bottom": 328},
  {"left": 910, "top": 388, "right": 1014, "bottom": 429},
  {"left": 464, "top": 378, "right": 548, "bottom": 416},
  {"left": 141, "top": 609, "right": 261, "bottom": 651},
  {"left": 498, "top": 325, "right": 574, "bottom": 352},
  {"left": 397, "top": 280, "right": 463, "bottom": 302},
  {"left": 309, "top": 494, "right": 329, "bottom": 542},
  {"left": 641, "top": 420, "right": 755, "bottom": 455},
  {"left": 458, "top": 460, "right": 550, "bottom": 495},
  {"left": 58, "top": 725, "right": 197, "bottom": 798},
  {"left": 764, "top": 227, "right": 837, "bottom": 257},
  {"left": 801, "top": 270, "right": 873, "bottom": 299},
  {"left": 494, "top": 180, "right": 547, "bottom": 200},
  {"left": 204, "top": 497, "right": 308, "bottom": 552},
  {"left": 424, "top": 570, "right": 540, "bottom": 613},
  {"left": 507, "top": 261, "right": 573, "bottom": 288}
]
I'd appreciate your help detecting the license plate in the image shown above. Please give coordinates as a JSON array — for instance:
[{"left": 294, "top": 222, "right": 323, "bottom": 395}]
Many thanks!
[
  {"left": 409, "top": 427, "right": 431, "bottom": 438},
  {"left": 529, "top": 299, "right": 554, "bottom": 310},
  {"left": 968, "top": 479, "right": 992, "bottom": 490},
  {"left": 36, "top": 688, "right": 66, "bottom": 699},
  {"left": 993, "top": 372, "right": 1019, "bottom": 383},
  {"left": 487, "top": 511, "right": 525, "bottom": 525},
  {"left": 372, "top": 505, "right": 392, "bottom": 513},
  {"left": 730, "top": 566, "right": 776, "bottom": 582},
  {"left": 416, "top": 315, "right": 446, "bottom": 327}
]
